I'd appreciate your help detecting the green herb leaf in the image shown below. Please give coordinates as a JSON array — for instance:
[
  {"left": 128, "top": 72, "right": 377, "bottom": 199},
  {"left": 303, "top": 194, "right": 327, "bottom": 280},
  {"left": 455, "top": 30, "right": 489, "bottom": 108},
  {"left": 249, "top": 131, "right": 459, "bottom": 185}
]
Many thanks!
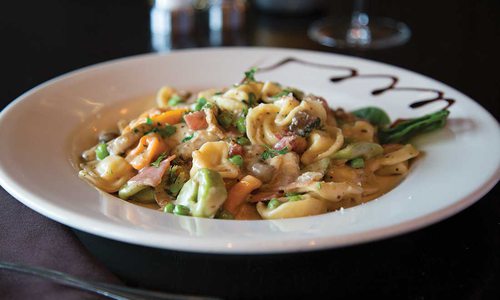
[
  {"left": 181, "top": 134, "right": 194, "bottom": 143},
  {"left": 151, "top": 152, "right": 168, "bottom": 167},
  {"left": 146, "top": 117, "right": 153, "bottom": 125},
  {"left": 248, "top": 93, "right": 256, "bottom": 106},
  {"left": 351, "top": 107, "right": 391, "bottom": 127},
  {"left": 261, "top": 146, "right": 289, "bottom": 160},
  {"left": 159, "top": 124, "right": 176, "bottom": 137},
  {"left": 379, "top": 110, "right": 450, "bottom": 144},
  {"left": 244, "top": 67, "right": 258, "bottom": 82}
]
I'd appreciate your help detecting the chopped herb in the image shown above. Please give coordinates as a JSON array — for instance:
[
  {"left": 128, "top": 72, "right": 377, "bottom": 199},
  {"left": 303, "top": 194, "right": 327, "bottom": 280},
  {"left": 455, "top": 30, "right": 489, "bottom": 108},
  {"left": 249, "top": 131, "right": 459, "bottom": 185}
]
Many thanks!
[
  {"left": 235, "top": 116, "right": 246, "bottom": 133},
  {"left": 181, "top": 134, "right": 194, "bottom": 143},
  {"left": 151, "top": 152, "right": 168, "bottom": 167},
  {"left": 350, "top": 157, "right": 365, "bottom": 169},
  {"left": 167, "top": 166, "right": 188, "bottom": 196},
  {"left": 95, "top": 142, "right": 109, "bottom": 160},
  {"left": 163, "top": 203, "right": 175, "bottom": 213},
  {"left": 194, "top": 97, "right": 207, "bottom": 111},
  {"left": 268, "top": 198, "right": 281, "bottom": 210},
  {"left": 167, "top": 95, "right": 183, "bottom": 106},
  {"left": 146, "top": 117, "right": 153, "bottom": 125},
  {"left": 302, "top": 118, "right": 321, "bottom": 137},
  {"left": 285, "top": 192, "right": 302, "bottom": 202},
  {"left": 248, "top": 93, "right": 256, "bottom": 106},
  {"left": 229, "top": 155, "right": 243, "bottom": 167},
  {"left": 242, "top": 106, "right": 249, "bottom": 116},
  {"left": 244, "top": 67, "right": 258, "bottom": 82},
  {"left": 159, "top": 124, "right": 176, "bottom": 137},
  {"left": 261, "top": 146, "right": 289, "bottom": 160},
  {"left": 236, "top": 136, "right": 250, "bottom": 145},
  {"left": 214, "top": 92, "right": 223, "bottom": 96}
]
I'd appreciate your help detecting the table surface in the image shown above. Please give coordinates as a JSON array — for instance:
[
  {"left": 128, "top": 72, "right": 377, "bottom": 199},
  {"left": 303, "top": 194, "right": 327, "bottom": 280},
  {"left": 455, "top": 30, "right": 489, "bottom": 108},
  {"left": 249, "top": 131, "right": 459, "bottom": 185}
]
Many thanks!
[{"left": 0, "top": 0, "right": 499, "bottom": 299}]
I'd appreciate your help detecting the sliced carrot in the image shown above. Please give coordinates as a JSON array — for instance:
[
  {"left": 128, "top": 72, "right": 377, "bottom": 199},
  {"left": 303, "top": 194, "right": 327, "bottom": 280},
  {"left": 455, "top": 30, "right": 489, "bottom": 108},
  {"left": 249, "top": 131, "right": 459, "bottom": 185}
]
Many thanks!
[
  {"left": 223, "top": 175, "right": 262, "bottom": 216},
  {"left": 151, "top": 109, "right": 187, "bottom": 125},
  {"left": 126, "top": 133, "right": 167, "bottom": 170}
]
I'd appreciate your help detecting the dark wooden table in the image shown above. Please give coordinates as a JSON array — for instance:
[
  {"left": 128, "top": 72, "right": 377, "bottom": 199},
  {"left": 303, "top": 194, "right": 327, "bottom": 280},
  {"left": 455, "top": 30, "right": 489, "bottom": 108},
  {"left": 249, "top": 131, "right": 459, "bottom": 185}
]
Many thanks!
[{"left": 1, "top": 0, "right": 499, "bottom": 299}]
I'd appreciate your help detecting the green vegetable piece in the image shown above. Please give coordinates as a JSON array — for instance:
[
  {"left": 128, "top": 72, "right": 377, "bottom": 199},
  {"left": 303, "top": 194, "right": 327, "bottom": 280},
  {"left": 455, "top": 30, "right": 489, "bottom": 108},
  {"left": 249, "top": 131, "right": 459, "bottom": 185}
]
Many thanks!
[
  {"left": 215, "top": 210, "right": 234, "bottom": 220},
  {"left": 349, "top": 157, "right": 365, "bottom": 169},
  {"left": 217, "top": 111, "right": 234, "bottom": 129},
  {"left": 261, "top": 146, "right": 289, "bottom": 160},
  {"left": 173, "top": 204, "right": 190, "bottom": 216},
  {"left": 95, "top": 143, "right": 109, "bottom": 160},
  {"left": 248, "top": 93, "right": 256, "bottom": 106},
  {"left": 168, "top": 166, "right": 189, "bottom": 196},
  {"left": 168, "top": 95, "right": 183, "bottom": 106},
  {"left": 159, "top": 124, "right": 176, "bottom": 137},
  {"left": 151, "top": 152, "right": 167, "bottom": 167},
  {"left": 175, "top": 168, "right": 227, "bottom": 218},
  {"left": 351, "top": 107, "right": 391, "bottom": 127},
  {"left": 333, "top": 142, "right": 384, "bottom": 160},
  {"left": 286, "top": 193, "right": 302, "bottom": 202},
  {"left": 146, "top": 117, "right": 153, "bottom": 125},
  {"left": 181, "top": 134, "right": 194, "bottom": 143},
  {"left": 378, "top": 110, "right": 450, "bottom": 144},
  {"left": 164, "top": 203, "right": 175, "bottom": 213},
  {"left": 118, "top": 182, "right": 147, "bottom": 200},
  {"left": 267, "top": 198, "right": 281, "bottom": 210},
  {"left": 194, "top": 97, "right": 208, "bottom": 111},
  {"left": 236, "top": 116, "right": 246, "bottom": 133},
  {"left": 236, "top": 136, "right": 250, "bottom": 145},
  {"left": 131, "top": 187, "right": 155, "bottom": 203},
  {"left": 244, "top": 67, "right": 258, "bottom": 82},
  {"left": 272, "top": 87, "right": 304, "bottom": 100},
  {"left": 229, "top": 155, "right": 243, "bottom": 167}
]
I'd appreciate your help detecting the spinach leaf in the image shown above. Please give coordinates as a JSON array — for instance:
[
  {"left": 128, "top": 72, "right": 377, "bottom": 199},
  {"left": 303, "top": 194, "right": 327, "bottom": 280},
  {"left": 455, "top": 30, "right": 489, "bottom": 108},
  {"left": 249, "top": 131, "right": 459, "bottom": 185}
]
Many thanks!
[
  {"left": 379, "top": 110, "right": 449, "bottom": 144},
  {"left": 351, "top": 106, "right": 391, "bottom": 127}
]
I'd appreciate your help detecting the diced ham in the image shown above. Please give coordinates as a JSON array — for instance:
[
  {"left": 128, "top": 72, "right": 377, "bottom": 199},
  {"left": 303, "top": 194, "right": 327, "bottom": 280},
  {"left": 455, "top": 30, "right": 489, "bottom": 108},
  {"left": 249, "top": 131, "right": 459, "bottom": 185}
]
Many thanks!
[
  {"left": 184, "top": 111, "right": 208, "bottom": 130},
  {"left": 229, "top": 142, "right": 244, "bottom": 156},
  {"left": 274, "top": 135, "right": 307, "bottom": 154},
  {"left": 128, "top": 155, "right": 175, "bottom": 187}
]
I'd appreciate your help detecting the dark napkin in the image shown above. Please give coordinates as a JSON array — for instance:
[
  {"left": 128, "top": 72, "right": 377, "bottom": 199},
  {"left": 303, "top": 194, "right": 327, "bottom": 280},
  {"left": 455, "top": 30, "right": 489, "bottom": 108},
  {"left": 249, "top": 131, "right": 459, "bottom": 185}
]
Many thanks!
[{"left": 0, "top": 186, "right": 122, "bottom": 300}]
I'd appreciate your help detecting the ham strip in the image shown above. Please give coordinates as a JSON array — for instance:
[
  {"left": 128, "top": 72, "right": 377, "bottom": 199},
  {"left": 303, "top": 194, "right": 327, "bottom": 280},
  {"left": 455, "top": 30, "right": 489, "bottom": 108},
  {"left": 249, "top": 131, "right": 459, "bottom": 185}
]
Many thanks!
[{"left": 128, "top": 155, "right": 176, "bottom": 187}]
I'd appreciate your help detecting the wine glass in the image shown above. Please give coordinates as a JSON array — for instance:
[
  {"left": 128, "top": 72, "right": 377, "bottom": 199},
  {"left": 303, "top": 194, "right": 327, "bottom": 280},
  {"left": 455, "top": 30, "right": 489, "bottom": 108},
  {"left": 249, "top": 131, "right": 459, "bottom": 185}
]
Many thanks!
[{"left": 308, "top": 0, "right": 411, "bottom": 49}]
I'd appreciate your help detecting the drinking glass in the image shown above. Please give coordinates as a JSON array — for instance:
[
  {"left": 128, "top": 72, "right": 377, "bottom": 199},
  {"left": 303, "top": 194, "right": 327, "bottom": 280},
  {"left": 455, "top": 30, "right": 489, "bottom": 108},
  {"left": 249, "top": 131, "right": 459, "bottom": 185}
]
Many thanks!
[{"left": 308, "top": 0, "right": 411, "bottom": 49}]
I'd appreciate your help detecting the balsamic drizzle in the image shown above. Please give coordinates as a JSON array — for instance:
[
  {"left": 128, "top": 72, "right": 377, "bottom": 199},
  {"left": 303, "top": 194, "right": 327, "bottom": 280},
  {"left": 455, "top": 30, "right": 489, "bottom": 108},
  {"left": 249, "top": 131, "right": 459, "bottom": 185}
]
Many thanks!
[{"left": 258, "top": 57, "right": 455, "bottom": 110}]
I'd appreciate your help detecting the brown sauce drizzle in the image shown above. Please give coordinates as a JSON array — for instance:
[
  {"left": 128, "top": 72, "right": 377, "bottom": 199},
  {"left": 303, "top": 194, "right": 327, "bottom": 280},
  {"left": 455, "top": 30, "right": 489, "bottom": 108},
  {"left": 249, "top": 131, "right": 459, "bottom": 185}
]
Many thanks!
[{"left": 259, "top": 57, "right": 455, "bottom": 110}]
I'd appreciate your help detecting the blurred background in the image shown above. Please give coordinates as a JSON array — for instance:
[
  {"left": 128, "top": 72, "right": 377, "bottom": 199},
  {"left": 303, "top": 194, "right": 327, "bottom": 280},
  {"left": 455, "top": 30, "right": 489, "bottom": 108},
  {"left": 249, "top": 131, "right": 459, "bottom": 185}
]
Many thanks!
[{"left": 1, "top": 0, "right": 498, "bottom": 118}]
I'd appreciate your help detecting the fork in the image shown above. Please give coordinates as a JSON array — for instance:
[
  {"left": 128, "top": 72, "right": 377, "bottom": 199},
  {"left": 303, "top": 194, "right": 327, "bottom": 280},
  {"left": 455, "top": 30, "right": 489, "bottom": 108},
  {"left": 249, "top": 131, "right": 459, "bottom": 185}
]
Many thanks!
[{"left": 0, "top": 261, "right": 222, "bottom": 300}]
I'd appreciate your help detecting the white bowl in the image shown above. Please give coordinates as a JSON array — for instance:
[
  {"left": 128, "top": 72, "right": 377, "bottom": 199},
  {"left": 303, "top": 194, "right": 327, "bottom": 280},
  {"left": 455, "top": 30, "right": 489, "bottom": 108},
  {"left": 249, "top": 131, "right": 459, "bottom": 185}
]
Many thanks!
[{"left": 0, "top": 47, "right": 498, "bottom": 254}]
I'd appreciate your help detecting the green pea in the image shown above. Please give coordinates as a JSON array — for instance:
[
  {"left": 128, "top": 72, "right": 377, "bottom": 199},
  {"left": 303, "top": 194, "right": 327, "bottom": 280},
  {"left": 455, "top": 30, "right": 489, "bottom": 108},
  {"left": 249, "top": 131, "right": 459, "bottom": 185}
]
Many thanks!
[
  {"left": 236, "top": 116, "right": 246, "bottom": 133},
  {"left": 95, "top": 143, "right": 109, "bottom": 160},
  {"left": 236, "top": 136, "right": 250, "bottom": 145},
  {"left": 229, "top": 155, "right": 243, "bottom": 167},
  {"left": 268, "top": 198, "right": 281, "bottom": 210},
  {"left": 217, "top": 111, "right": 234, "bottom": 129},
  {"left": 173, "top": 204, "right": 190, "bottom": 216},
  {"left": 163, "top": 203, "right": 175, "bottom": 213},
  {"left": 168, "top": 95, "right": 183, "bottom": 106},
  {"left": 194, "top": 97, "right": 207, "bottom": 111},
  {"left": 350, "top": 157, "right": 365, "bottom": 169}
]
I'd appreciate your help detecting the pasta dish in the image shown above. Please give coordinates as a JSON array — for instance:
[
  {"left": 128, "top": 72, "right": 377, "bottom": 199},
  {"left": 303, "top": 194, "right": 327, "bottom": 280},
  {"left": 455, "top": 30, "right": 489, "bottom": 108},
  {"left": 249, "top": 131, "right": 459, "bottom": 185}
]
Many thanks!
[{"left": 79, "top": 68, "right": 449, "bottom": 220}]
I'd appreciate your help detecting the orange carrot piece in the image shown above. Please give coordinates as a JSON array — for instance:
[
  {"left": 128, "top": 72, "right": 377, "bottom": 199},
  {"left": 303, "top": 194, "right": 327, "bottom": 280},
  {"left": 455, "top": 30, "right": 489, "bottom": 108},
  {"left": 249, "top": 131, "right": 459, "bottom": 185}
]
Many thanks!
[
  {"left": 151, "top": 109, "right": 187, "bottom": 125},
  {"left": 126, "top": 133, "right": 167, "bottom": 170},
  {"left": 224, "top": 175, "right": 262, "bottom": 216}
]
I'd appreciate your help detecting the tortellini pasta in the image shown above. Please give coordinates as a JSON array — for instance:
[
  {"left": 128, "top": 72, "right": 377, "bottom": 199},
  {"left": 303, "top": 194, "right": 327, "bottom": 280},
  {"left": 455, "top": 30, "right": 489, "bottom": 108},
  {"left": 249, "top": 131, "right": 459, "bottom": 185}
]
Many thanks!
[
  {"left": 79, "top": 155, "right": 135, "bottom": 193},
  {"left": 190, "top": 141, "right": 240, "bottom": 179},
  {"left": 301, "top": 128, "right": 344, "bottom": 164}
]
